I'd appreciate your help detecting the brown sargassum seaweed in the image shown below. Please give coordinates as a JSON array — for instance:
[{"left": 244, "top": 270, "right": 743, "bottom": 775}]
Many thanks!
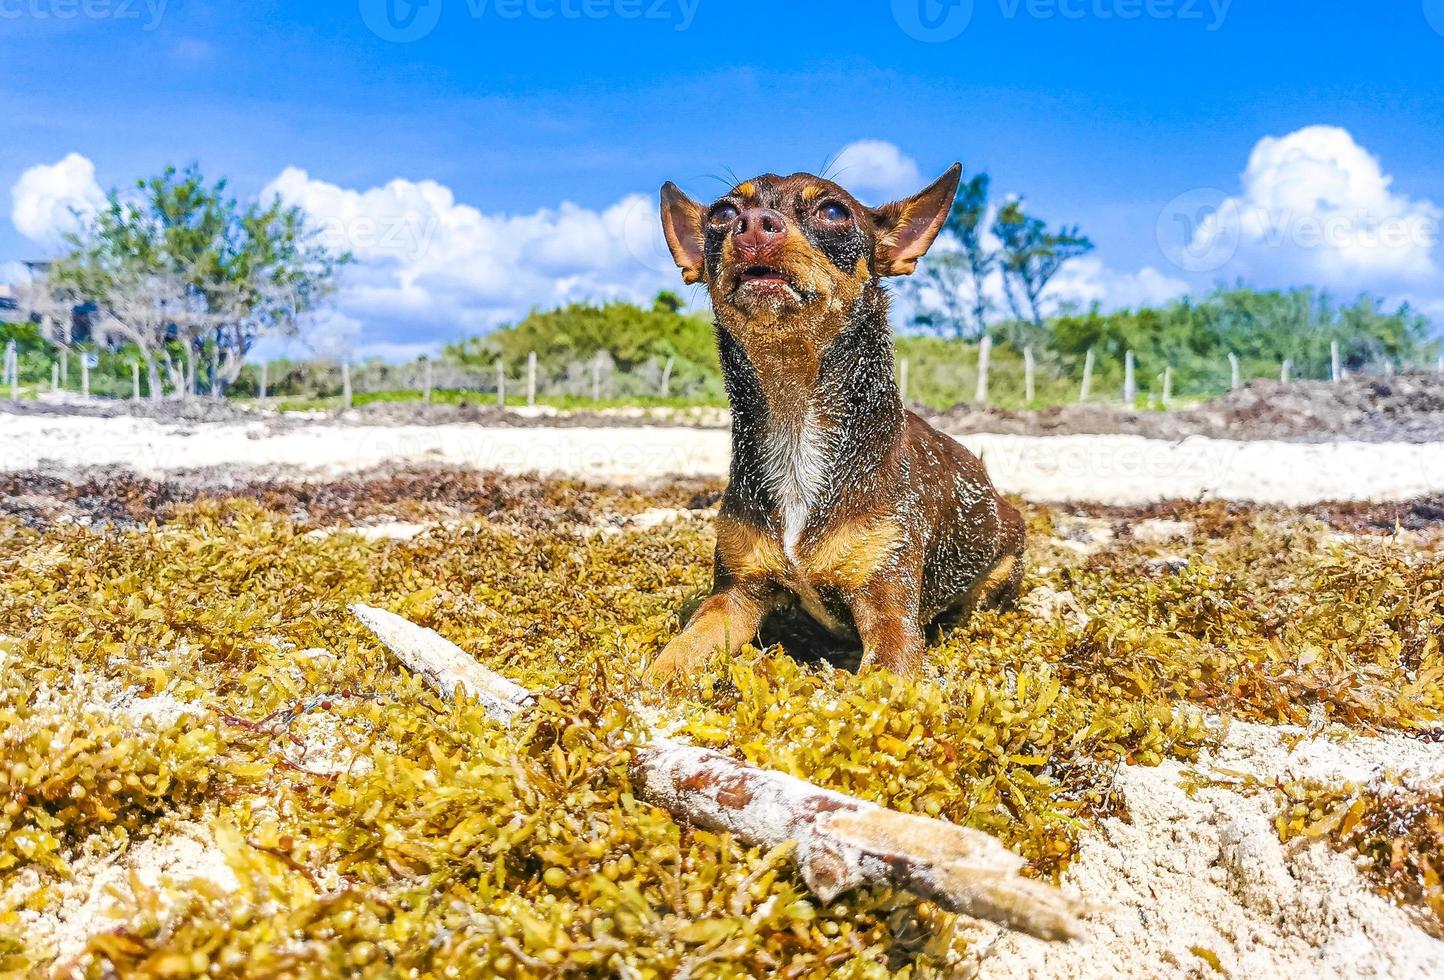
[{"left": 0, "top": 469, "right": 1440, "bottom": 977}]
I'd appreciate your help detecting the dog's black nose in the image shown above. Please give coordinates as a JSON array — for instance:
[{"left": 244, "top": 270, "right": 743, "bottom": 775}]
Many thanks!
[{"left": 733, "top": 207, "right": 787, "bottom": 252}]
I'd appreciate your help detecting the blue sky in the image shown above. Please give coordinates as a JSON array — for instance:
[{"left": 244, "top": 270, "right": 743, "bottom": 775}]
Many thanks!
[{"left": 4, "top": 1, "right": 1443, "bottom": 356}]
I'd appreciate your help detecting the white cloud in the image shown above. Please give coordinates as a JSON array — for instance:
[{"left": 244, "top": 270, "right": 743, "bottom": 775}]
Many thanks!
[
  {"left": 10, "top": 153, "right": 106, "bottom": 246},
  {"left": 1049, "top": 257, "right": 1189, "bottom": 313},
  {"left": 262, "top": 167, "right": 680, "bottom": 355},
  {"left": 1179, "top": 125, "right": 1442, "bottom": 289},
  {"left": 830, "top": 140, "right": 926, "bottom": 204}
]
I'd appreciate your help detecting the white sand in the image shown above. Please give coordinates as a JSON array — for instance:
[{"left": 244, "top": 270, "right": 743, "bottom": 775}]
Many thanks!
[
  {"left": 968, "top": 722, "right": 1444, "bottom": 979},
  {"left": 6, "top": 821, "right": 239, "bottom": 969},
  {"left": 3, "top": 414, "right": 1444, "bottom": 504}
]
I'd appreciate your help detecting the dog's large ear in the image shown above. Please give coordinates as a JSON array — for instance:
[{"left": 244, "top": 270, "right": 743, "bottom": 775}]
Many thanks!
[
  {"left": 869, "top": 163, "right": 962, "bottom": 277},
  {"left": 660, "top": 182, "right": 706, "bottom": 285}
]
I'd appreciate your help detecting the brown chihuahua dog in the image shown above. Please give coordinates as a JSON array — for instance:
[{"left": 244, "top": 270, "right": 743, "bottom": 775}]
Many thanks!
[{"left": 646, "top": 164, "right": 1024, "bottom": 685}]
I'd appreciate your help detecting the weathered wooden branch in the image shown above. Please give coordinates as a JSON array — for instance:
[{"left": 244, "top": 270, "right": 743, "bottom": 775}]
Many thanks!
[
  {"left": 351, "top": 603, "right": 1082, "bottom": 941},
  {"left": 353, "top": 603, "right": 533, "bottom": 722}
]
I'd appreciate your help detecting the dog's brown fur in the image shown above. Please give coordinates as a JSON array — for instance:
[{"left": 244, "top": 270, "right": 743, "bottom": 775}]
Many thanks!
[{"left": 646, "top": 165, "right": 1024, "bottom": 684}]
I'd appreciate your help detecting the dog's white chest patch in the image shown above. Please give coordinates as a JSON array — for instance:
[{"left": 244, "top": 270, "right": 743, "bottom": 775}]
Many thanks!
[{"left": 761, "top": 410, "right": 831, "bottom": 562}]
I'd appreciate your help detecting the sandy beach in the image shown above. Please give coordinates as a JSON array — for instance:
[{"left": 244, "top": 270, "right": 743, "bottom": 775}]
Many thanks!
[{"left": 3, "top": 412, "right": 1443, "bottom": 506}]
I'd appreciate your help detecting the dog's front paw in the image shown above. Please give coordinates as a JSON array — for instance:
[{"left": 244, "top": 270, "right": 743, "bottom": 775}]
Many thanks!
[{"left": 644, "top": 636, "right": 707, "bottom": 688}]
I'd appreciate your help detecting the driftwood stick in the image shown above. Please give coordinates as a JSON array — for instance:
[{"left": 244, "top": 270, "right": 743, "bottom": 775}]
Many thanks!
[
  {"left": 632, "top": 742, "right": 1081, "bottom": 940},
  {"left": 351, "top": 604, "right": 533, "bottom": 722},
  {"left": 350, "top": 603, "right": 1082, "bottom": 941}
]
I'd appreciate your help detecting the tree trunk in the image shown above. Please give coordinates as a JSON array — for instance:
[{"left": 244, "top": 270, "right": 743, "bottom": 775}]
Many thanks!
[
  {"left": 1001, "top": 271, "right": 1029, "bottom": 325},
  {"left": 968, "top": 254, "right": 990, "bottom": 339},
  {"left": 162, "top": 351, "right": 184, "bottom": 398}
]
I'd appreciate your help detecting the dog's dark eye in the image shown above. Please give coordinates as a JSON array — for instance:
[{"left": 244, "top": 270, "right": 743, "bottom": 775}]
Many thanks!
[
  {"left": 709, "top": 203, "right": 739, "bottom": 226},
  {"left": 816, "top": 201, "right": 851, "bottom": 223}
]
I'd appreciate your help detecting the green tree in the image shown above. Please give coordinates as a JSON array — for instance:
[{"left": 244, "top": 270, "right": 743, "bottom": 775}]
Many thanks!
[
  {"left": 443, "top": 293, "right": 724, "bottom": 400},
  {"left": 1046, "top": 286, "right": 1437, "bottom": 397},
  {"left": 49, "top": 165, "right": 349, "bottom": 399},
  {"left": 908, "top": 173, "right": 995, "bottom": 339},
  {"left": 993, "top": 200, "right": 1093, "bottom": 327}
]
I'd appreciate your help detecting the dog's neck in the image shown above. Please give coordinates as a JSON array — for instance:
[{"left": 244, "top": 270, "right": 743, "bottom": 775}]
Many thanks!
[{"left": 717, "top": 288, "right": 904, "bottom": 553}]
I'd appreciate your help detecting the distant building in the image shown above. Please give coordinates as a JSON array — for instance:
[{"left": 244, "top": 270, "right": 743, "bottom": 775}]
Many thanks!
[
  {"left": 0, "top": 259, "right": 96, "bottom": 340},
  {"left": 0, "top": 274, "right": 19, "bottom": 321}
]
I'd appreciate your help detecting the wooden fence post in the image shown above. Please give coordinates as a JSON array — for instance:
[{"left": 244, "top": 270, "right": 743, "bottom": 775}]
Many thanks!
[
  {"left": 51, "top": 362, "right": 59, "bottom": 394},
  {"left": 1331, "top": 341, "right": 1341, "bottom": 384},
  {"left": 975, "top": 335, "right": 991, "bottom": 404},
  {"left": 59, "top": 349, "right": 67, "bottom": 387},
  {"left": 592, "top": 355, "right": 602, "bottom": 402},
  {"left": 898, "top": 357, "right": 909, "bottom": 404},
  {"left": 1079, "top": 349, "right": 1094, "bottom": 403},
  {"left": 497, "top": 360, "right": 506, "bottom": 408},
  {"left": 1280, "top": 359, "right": 1291, "bottom": 384},
  {"left": 660, "top": 357, "right": 674, "bottom": 398},
  {"left": 1228, "top": 352, "right": 1241, "bottom": 391},
  {"left": 423, "top": 359, "right": 433, "bottom": 404},
  {"left": 80, "top": 355, "right": 90, "bottom": 400},
  {"left": 526, "top": 351, "right": 537, "bottom": 407},
  {"left": 1162, "top": 366, "right": 1174, "bottom": 408},
  {"left": 131, "top": 360, "right": 141, "bottom": 401},
  {"left": 1023, "top": 346, "right": 1035, "bottom": 405},
  {"left": 1123, "top": 350, "right": 1136, "bottom": 406},
  {"left": 341, "top": 360, "right": 353, "bottom": 410}
]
